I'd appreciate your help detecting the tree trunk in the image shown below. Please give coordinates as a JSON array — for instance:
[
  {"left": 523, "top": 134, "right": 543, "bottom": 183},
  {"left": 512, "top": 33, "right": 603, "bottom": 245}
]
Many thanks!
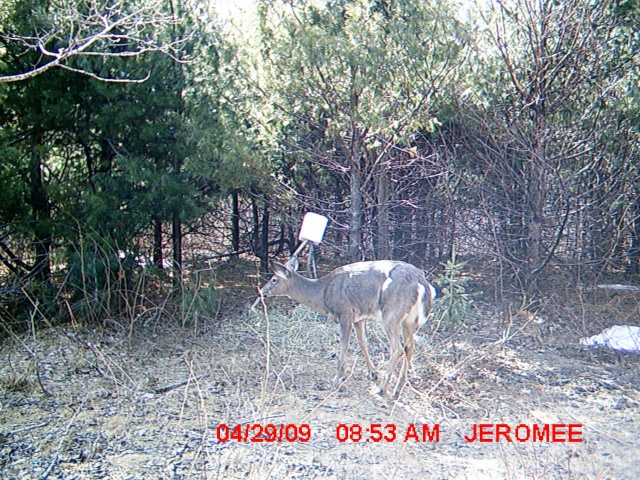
[
  {"left": 260, "top": 201, "right": 270, "bottom": 273},
  {"left": 375, "top": 155, "right": 390, "bottom": 260},
  {"left": 29, "top": 132, "right": 51, "bottom": 283},
  {"left": 171, "top": 153, "right": 182, "bottom": 290},
  {"left": 348, "top": 129, "right": 364, "bottom": 263},
  {"left": 629, "top": 200, "right": 640, "bottom": 275},
  {"left": 251, "top": 194, "right": 259, "bottom": 257},
  {"left": 172, "top": 210, "right": 182, "bottom": 289},
  {"left": 525, "top": 110, "right": 547, "bottom": 290},
  {"left": 153, "top": 216, "right": 163, "bottom": 269},
  {"left": 231, "top": 190, "right": 240, "bottom": 260}
]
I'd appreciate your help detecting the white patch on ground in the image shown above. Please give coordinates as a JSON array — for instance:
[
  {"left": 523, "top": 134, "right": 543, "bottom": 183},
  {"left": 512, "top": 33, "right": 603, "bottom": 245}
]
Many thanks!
[{"left": 580, "top": 325, "right": 640, "bottom": 353}]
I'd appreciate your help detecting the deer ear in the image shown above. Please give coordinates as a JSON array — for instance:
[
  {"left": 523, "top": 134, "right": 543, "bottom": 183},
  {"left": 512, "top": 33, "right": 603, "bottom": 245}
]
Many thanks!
[
  {"left": 286, "top": 255, "right": 300, "bottom": 272},
  {"left": 271, "top": 261, "right": 291, "bottom": 278}
]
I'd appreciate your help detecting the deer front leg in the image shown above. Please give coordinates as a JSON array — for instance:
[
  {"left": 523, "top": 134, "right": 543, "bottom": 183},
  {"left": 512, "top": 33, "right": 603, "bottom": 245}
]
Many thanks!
[{"left": 332, "top": 317, "right": 352, "bottom": 388}]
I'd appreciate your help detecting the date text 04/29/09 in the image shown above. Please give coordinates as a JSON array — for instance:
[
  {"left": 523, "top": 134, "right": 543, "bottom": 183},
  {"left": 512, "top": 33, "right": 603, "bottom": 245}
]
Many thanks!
[
  {"left": 335, "top": 423, "right": 583, "bottom": 443},
  {"left": 214, "top": 422, "right": 583, "bottom": 444}
]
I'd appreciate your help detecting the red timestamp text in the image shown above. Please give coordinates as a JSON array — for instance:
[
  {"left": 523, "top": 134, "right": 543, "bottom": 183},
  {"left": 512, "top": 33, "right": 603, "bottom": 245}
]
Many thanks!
[
  {"left": 216, "top": 423, "right": 311, "bottom": 443},
  {"left": 335, "top": 423, "right": 440, "bottom": 443}
]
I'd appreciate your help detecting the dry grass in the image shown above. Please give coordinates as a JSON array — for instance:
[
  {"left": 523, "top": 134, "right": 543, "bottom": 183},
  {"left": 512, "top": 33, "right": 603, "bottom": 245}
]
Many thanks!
[{"left": 1, "top": 275, "right": 639, "bottom": 479}]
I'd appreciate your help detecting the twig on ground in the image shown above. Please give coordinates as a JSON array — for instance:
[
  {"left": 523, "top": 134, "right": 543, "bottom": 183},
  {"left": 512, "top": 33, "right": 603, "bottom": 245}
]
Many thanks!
[
  {"left": 0, "top": 321, "right": 52, "bottom": 397},
  {"left": 9, "top": 422, "right": 48, "bottom": 435},
  {"left": 40, "top": 396, "right": 86, "bottom": 480},
  {"left": 155, "top": 374, "right": 211, "bottom": 394}
]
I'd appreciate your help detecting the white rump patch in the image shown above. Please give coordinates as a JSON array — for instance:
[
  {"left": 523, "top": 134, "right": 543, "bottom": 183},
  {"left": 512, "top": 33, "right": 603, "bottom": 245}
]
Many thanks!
[
  {"left": 382, "top": 277, "right": 393, "bottom": 291},
  {"left": 428, "top": 283, "right": 437, "bottom": 300},
  {"left": 416, "top": 284, "right": 431, "bottom": 326}
]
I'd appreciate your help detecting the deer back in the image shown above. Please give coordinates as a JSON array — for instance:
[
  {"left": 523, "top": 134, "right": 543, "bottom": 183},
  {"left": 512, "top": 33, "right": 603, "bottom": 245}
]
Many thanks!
[{"left": 323, "top": 261, "right": 433, "bottom": 323}]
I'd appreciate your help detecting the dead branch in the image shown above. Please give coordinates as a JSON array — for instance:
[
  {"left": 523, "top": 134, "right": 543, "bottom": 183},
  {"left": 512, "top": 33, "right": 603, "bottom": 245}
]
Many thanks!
[{"left": 154, "top": 374, "right": 211, "bottom": 394}]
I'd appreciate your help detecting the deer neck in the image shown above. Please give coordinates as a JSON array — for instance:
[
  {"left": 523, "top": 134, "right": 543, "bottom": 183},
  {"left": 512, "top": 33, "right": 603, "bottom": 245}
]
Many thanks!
[{"left": 288, "top": 272, "right": 330, "bottom": 315}]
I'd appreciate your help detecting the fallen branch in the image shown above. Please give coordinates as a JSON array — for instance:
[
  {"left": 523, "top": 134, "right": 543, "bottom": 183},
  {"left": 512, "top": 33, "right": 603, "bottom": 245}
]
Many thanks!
[
  {"left": 154, "top": 374, "right": 210, "bottom": 394},
  {"left": 597, "top": 284, "right": 640, "bottom": 292},
  {"left": 9, "top": 422, "right": 48, "bottom": 435}
]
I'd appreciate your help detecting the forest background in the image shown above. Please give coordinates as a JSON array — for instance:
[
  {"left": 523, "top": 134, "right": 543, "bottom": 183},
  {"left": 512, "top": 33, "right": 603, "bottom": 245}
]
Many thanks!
[{"left": 1, "top": 0, "right": 640, "bottom": 329}]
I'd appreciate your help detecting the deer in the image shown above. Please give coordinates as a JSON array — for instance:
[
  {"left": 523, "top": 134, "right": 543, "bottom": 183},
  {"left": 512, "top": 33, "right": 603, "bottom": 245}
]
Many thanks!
[{"left": 256, "top": 257, "right": 437, "bottom": 397}]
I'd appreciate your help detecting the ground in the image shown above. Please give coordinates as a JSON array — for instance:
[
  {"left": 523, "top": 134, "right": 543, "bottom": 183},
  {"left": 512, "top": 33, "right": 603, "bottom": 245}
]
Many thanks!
[{"left": 1, "top": 275, "right": 639, "bottom": 479}]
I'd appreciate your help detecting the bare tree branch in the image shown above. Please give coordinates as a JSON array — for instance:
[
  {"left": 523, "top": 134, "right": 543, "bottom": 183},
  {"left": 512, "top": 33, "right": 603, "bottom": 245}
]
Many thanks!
[{"left": 0, "top": 0, "right": 193, "bottom": 83}]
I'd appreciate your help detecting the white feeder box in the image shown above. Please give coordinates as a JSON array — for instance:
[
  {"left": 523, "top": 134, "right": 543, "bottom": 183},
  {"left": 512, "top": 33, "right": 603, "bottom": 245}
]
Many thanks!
[{"left": 298, "top": 212, "right": 328, "bottom": 245}]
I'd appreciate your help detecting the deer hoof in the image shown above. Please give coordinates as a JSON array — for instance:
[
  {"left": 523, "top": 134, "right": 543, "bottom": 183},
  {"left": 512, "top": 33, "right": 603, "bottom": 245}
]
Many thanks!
[
  {"left": 371, "top": 384, "right": 384, "bottom": 396},
  {"left": 316, "top": 381, "right": 332, "bottom": 391},
  {"left": 331, "top": 376, "right": 346, "bottom": 391}
]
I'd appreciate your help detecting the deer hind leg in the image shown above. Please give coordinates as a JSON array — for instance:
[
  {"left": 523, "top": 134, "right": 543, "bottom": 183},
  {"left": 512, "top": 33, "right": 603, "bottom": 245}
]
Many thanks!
[
  {"left": 378, "top": 318, "right": 403, "bottom": 396},
  {"left": 391, "top": 319, "right": 417, "bottom": 397},
  {"left": 354, "top": 321, "right": 377, "bottom": 381},
  {"left": 332, "top": 316, "right": 352, "bottom": 388}
]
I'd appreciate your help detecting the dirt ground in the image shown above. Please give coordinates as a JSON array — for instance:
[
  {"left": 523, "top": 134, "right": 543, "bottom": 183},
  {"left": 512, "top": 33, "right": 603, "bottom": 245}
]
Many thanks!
[{"left": 1, "top": 281, "right": 639, "bottom": 479}]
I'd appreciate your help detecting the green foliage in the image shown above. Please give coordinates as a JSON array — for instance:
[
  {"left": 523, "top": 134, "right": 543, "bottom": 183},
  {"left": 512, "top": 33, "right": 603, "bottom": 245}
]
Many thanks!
[
  {"left": 0, "top": 143, "right": 25, "bottom": 221},
  {"left": 63, "top": 229, "right": 140, "bottom": 322},
  {"left": 180, "top": 279, "right": 221, "bottom": 327},
  {"left": 253, "top": 0, "right": 470, "bottom": 247},
  {"left": 66, "top": 234, "right": 131, "bottom": 295},
  {"left": 0, "top": 278, "right": 58, "bottom": 332},
  {"left": 0, "top": 0, "right": 228, "bottom": 329},
  {"left": 432, "top": 247, "right": 476, "bottom": 325},
  {"left": 259, "top": 0, "right": 467, "bottom": 146},
  {"left": 2, "top": 0, "right": 640, "bottom": 333}
]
